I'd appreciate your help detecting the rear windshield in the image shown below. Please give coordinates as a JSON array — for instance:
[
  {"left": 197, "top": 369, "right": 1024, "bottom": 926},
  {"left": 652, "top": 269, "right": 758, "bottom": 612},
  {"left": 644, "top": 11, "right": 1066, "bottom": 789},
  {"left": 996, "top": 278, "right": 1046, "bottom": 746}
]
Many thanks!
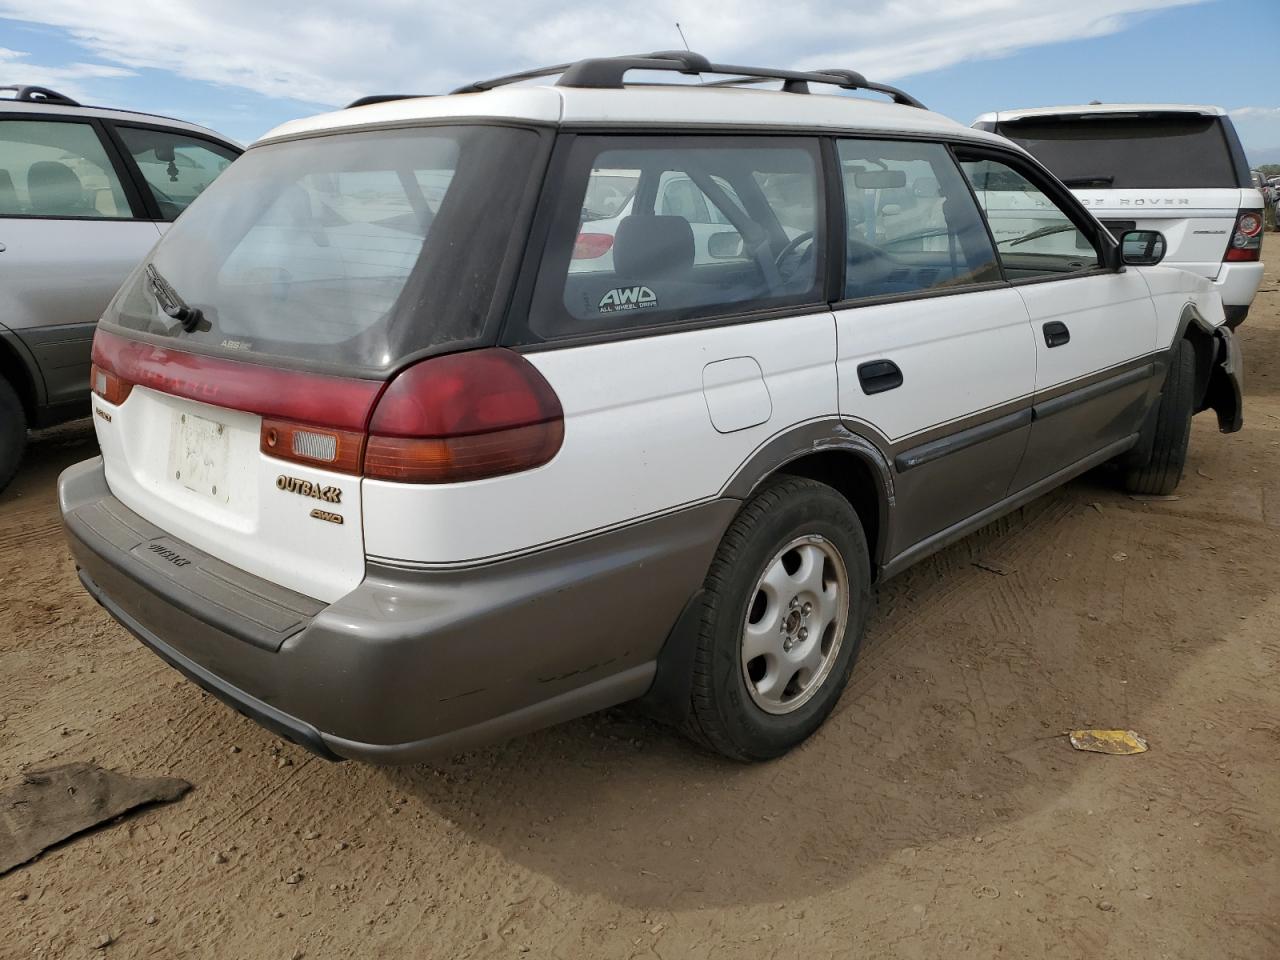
[
  {"left": 996, "top": 114, "right": 1245, "bottom": 189},
  {"left": 104, "top": 124, "right": 543, "bottom": 377}
]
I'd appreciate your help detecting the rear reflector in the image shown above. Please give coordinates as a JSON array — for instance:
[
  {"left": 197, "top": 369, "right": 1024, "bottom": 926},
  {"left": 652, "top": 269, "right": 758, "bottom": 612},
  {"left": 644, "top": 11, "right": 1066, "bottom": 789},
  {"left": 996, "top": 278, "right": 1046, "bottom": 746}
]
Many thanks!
[
  {"left": 260, "top": 418, "right": 364, "bottom": 473},
  {"left": 1225, "top": 208, "right": 1263, "bottom": 262},
  {"left": 89, "top": 362, "right": 133, "bottom": 406}
]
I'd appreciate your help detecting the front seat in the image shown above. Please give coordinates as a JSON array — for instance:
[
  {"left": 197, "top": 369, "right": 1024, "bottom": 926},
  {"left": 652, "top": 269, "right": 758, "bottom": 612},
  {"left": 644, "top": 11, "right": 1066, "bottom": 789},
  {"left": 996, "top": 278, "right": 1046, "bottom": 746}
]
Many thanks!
[
  {"left": 26, "top": 161, "right": 90, "bottom": 215},
  {"left": 570, "top": 214, "right": 704, "bottom": 320}
]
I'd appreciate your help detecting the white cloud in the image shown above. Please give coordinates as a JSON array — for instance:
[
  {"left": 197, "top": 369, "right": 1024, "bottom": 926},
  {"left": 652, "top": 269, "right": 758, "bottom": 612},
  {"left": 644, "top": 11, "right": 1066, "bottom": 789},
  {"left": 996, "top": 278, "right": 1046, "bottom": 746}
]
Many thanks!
[
  {"left": 1230, "top": 106, "right": 1280, "bottom": 119},
  {"left": 0, "top": 45, "right": 133, "bottom": 102},
  {"left": 0, "top": 0, "right": 1205, "bottom": 108}
]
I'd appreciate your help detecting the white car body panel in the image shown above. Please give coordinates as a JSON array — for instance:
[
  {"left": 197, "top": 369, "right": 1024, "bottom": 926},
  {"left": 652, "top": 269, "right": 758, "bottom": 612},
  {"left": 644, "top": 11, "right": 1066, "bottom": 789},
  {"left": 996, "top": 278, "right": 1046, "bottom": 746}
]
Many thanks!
[
  {"left": 1016, "top": 270, "right": 1157, "bottom": 392},
  {"left": 835, "top": 287, "right": 1034, "bottom": 443},
  {"left": 91, "top": 388, "right": 365, "bottom": 602},
  {"left": 267, "top": 86, "right": 1010, "bottom": 149},
  {"left": 361, "top": 310, "right": 838, "bottom": 566}
]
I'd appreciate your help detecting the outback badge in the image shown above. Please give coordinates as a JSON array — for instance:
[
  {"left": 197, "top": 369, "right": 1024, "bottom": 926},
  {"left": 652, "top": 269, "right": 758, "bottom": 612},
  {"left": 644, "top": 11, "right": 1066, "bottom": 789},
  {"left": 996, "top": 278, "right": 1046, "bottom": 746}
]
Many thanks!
[{"left": 276, "top": 474, "right": 342, "bottom": 504}]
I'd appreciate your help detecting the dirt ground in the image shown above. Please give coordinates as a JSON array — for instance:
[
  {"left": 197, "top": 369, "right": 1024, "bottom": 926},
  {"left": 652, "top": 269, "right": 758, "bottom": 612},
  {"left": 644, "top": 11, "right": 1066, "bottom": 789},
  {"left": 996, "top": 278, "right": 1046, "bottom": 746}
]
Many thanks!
[{"left": 3, "top": 244, "right": 1280, "bottom": 960}]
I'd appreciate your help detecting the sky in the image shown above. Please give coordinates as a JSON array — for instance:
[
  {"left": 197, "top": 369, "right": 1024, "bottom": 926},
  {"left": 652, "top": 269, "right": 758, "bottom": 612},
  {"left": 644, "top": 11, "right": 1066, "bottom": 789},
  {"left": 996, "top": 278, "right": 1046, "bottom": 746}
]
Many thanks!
[{"left": 2, "top": 0, "right": 1279, "bottom": 163}]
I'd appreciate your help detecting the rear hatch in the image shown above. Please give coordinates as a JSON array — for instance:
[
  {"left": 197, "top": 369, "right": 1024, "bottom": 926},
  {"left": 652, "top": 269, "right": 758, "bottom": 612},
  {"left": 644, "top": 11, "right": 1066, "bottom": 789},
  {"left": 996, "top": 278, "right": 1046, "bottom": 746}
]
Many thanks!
[
  {"left": 89, "top": 123, "right": 544, "bottom": 602},
  {"left": 993, "top": 111, "right": 1254, "bottom": 279}
]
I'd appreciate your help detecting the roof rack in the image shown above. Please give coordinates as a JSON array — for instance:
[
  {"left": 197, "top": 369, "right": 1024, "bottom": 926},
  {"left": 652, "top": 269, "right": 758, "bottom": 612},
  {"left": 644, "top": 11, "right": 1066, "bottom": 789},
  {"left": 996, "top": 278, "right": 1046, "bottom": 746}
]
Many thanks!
[
  {"left": 345, "top": 94, "right": 431, "bottom": 109},
  {"left": 0, "top": 84, "right": 80, "bottom": 107},
  {"left": 450, "top": 51, "right": 924, "bottom": 108}
]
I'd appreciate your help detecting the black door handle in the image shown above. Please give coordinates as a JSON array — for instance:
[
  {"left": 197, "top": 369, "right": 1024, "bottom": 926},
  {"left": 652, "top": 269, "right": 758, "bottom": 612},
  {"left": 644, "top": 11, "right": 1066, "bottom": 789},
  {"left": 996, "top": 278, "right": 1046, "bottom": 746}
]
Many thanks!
[
  {"left": 1043, "top": 321, "right": 1071, "bottom": 348},
  {"left": 857, "top": 359, "right": 903, "bottom": 395}
]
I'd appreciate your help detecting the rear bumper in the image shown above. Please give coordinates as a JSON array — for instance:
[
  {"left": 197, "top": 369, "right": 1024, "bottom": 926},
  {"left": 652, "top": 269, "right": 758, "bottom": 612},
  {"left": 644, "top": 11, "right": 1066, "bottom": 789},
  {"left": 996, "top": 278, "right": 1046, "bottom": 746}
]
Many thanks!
[
  {"left": 1212, "top": 261, "right": 1263, "bottom": 321},
  {"left": 60, "top": 458, "right": 732, "bottom": 762}
]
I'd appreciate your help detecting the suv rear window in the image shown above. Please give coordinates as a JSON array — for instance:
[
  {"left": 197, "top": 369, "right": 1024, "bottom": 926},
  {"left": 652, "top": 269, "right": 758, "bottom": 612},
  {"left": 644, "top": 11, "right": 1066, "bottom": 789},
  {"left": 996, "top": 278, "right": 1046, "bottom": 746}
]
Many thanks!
[
  {"left": 995, "top": 114, "right": 1244, "bottom": 189},
  {"left": 103, "top": 124, "right": 543, "bottom": 377}
]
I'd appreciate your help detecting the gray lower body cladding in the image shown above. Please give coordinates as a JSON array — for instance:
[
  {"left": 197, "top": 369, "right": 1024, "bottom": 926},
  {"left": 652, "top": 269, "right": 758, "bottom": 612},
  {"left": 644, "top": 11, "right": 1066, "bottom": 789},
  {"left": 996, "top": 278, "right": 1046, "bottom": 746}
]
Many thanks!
[{"left": 60, "top": 458, "right": 736, "bottom": 762}]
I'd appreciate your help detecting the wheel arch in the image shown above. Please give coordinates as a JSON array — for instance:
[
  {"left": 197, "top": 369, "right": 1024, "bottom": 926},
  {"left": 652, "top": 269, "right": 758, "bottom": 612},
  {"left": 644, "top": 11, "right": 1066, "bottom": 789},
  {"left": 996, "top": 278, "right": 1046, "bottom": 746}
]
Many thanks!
[
  {"left": 1174, "top": 304, "right": 1217, "bottom": 409},
  {"left": 720, "top": 420, "right": 896, "bottom": 578},
  {"left": 0, "top": 326, "right": 42, "bottom": 421}
]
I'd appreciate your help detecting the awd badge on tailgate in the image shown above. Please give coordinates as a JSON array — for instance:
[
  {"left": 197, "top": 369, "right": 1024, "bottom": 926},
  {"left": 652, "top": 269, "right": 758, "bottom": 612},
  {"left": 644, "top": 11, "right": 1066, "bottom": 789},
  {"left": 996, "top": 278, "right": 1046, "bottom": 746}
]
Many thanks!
[
  {"left": 276, "top": 474, "right": 343, "bottom": 504},
  {"left": 309, "top": 508, "right": 344, "bottom": 525}
]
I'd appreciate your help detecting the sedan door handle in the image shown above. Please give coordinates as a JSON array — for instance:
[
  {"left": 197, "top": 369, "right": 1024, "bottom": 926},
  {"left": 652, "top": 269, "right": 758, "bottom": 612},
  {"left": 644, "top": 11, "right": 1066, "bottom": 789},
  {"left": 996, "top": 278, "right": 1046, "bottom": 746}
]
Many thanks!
[
  {"left": 857, "top": 359, "right": 903, "bottom": 395},
  {"left": 1043, "top": 321, "right": 1071, "bottom": 348}
]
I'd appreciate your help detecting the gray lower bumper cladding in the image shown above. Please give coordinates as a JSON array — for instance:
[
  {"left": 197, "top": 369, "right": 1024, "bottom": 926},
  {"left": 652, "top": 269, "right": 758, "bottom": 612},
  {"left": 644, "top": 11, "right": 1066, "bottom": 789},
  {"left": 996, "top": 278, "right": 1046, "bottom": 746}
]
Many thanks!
[{"left": 59, "top": 458, "right": 733, "bottom": 762}]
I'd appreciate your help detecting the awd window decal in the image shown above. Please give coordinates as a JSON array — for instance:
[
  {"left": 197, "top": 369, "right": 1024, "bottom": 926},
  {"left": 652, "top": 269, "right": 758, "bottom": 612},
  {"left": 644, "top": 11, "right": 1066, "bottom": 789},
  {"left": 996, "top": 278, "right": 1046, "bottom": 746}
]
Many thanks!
[{"left": 598, "top": 285, "right": 657, "bottom": 314}]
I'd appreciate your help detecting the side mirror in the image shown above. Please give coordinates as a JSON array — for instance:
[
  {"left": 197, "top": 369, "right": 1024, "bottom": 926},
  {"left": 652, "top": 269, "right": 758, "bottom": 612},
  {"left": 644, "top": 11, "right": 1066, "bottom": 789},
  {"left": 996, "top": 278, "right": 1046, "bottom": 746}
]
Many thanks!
[{"left": 1119, "top": 230, "right": 1167, "bottom": 266}]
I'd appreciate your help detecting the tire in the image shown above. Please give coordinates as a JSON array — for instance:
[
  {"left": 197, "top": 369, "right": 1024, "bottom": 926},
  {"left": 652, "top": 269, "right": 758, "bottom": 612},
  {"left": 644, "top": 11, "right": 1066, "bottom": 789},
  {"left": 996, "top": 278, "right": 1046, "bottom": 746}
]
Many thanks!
[
  {"left": 0, "top": 374, "right": 27, "bottom": 495},
  {"left": 683, "top": 475, "right": 871, "bottom": 761},
  {"left": 1124, "top": 339, "right": 1195, "bottom": 496}
]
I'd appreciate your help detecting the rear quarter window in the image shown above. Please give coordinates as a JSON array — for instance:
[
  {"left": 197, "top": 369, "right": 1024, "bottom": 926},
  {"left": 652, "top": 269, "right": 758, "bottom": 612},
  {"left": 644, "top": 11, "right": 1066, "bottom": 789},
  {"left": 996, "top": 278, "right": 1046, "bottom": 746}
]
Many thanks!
[
  {"left": 526, "top": 135, "right": 825, "bottom": 341},
  {"left": 997, "top": 115, "right": 1245, "bottom": 189}
]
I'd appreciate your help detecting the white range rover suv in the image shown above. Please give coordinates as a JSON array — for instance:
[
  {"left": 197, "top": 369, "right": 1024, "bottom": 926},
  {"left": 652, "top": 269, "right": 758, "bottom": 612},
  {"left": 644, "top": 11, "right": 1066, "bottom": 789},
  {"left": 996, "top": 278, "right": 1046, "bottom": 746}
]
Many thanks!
[
  {"left": 59, "top": 53, "right": 1243, "bottom": 763},
  {"left": 972, "top": 104, "right": 1264, "bottom": 328}
]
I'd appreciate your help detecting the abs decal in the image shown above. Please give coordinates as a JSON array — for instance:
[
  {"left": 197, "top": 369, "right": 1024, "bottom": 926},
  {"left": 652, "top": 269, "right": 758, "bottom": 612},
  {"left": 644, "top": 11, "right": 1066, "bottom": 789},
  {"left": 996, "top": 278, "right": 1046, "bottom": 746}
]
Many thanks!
[{"left": 599, "top": 285, "right": 657, "bottom": 314}]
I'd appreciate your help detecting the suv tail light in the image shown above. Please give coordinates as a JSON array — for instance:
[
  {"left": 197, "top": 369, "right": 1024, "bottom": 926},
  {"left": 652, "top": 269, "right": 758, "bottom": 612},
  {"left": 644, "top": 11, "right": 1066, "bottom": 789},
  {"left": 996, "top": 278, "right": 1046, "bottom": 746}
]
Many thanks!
[
  {"left": 365, "top": 349, "right": 564, "bottom": 483},
  {"left": 573, "top": 232, "right": 614, "bottom": 260},
  {"left": 1224, "top": 209, "right": 1263, "bottom": 262}
]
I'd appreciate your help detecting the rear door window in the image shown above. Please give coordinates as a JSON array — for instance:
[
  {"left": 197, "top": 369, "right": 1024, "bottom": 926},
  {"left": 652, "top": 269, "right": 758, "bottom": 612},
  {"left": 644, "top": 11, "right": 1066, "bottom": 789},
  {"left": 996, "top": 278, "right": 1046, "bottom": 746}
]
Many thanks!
[
  {"left": 995, "top": 115, "right": 1243, "bottom": 189},
  {"left": 114, "top": 126, "right": 239, "bottom": 219},
  {"left": 529, "top": 136, "right": 823, "bottom": 339},
  {"left": 0, "top": 119, "right": 133, "bottom": 218},
  {"left": 837, "top": 138, "right": 1001, "bottom": 300}
]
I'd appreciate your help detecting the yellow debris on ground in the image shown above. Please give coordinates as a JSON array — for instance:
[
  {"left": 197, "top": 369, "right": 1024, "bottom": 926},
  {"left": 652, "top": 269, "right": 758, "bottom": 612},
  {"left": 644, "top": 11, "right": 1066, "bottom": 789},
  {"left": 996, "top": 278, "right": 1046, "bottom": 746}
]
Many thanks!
[{"left": 1068, "top": 729, "right": 1149, "bottom": 755}]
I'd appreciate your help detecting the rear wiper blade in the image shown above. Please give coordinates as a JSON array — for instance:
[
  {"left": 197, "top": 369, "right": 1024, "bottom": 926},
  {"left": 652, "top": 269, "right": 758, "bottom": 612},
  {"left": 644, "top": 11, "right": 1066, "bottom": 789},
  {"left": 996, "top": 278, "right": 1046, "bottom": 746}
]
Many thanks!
[
  {"left": 1061, "top": 175, "right": 1115, "bottom": 187},
  {"left": 146, "top": 263, "right": 203, "bottom": 333}
]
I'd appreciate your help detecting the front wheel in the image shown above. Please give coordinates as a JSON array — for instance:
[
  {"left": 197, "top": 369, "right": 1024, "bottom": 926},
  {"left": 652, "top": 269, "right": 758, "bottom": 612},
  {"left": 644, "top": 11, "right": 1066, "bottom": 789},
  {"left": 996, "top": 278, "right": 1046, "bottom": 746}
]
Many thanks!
[
  {"left": 1124, "top": 339, "right": 1195, "bottom": 496},
  {"left": 683, "top": 476, "right": 870, "bottom": 761}
]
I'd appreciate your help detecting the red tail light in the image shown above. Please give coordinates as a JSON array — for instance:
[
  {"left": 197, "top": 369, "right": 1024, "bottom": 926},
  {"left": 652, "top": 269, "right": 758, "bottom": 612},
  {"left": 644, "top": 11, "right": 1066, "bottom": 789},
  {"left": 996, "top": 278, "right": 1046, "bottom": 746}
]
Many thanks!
[
  {"left": 573, "top": 232, "right": 614, "bottom": 260},
  {"left": 91, "top": 329, "right": 563, "bottom": 483},
  {"left": 1225, "top": 209, "right": 1263, "bottom": 262},
  {"left": 365, "top": 349, "right": 564, "bottom": 483}
]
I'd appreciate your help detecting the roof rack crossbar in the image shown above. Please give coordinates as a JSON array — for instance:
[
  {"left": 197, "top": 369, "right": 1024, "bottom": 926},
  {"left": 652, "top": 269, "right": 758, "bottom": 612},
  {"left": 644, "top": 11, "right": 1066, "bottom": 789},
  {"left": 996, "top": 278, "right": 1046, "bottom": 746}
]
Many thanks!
[
  {"left": 451, "top": 52, "right": 924, "bottom": 108},
  {"left": 0, "top": 85, "right": 80, "bottom": 107},
  {"left": 705, "top": 68, "right": 923, "bottom": 108}
]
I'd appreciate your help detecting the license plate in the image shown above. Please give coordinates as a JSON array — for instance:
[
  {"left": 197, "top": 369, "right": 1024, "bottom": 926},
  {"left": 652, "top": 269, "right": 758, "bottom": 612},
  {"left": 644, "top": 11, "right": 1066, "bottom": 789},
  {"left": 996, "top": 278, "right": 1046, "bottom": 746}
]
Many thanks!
[{"left": 167, "top": 411, "right": 229, "bottom": 499}]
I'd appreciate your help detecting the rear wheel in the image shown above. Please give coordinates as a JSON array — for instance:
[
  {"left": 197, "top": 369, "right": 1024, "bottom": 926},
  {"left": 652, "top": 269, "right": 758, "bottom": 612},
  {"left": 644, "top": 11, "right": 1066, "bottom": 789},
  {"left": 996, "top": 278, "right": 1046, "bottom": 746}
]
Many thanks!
[
  {"left": 0, "top": 374, "right": 27, "bottom": 494},
  {"left": 1124, "top": 339, "right": 1195, "bottom": 496},
  {"left": 684, "top": 476, "right": 870, "bottom": 761}
]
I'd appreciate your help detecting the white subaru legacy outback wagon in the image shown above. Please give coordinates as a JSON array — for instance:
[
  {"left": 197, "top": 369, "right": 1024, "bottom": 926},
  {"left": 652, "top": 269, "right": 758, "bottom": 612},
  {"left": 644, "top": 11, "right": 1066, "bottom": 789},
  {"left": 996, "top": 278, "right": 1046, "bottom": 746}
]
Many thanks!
[{"left": 60, "top": 53, "right": 1244, "bottom": 763}]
